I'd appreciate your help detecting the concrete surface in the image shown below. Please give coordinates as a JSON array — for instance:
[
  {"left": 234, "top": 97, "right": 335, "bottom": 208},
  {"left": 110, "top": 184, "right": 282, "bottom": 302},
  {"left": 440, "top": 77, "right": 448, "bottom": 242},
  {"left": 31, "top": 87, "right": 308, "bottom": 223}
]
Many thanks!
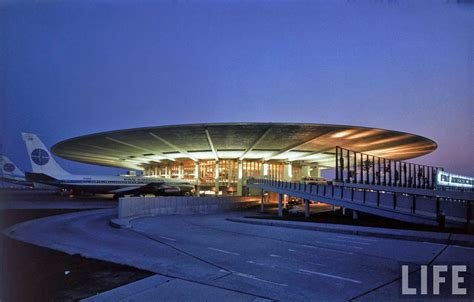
[
  {"left": 227, "top": 217, "right": 474, "bottom": 247},
  {"left": 118, "top": 196, "right": 259, "bottom": 218},
  {"left": 4, "top": 209, "right": 474, "bottom": 301},
  {"left": 82, "top": 274, "right": 271, "bottom": 302}
]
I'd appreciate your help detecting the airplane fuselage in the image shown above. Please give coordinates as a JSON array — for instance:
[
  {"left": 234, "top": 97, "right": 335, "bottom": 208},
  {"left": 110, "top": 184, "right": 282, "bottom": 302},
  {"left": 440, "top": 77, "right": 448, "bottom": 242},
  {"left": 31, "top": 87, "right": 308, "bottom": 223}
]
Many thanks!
[{"left": 27, "top": 173, "right": 195, "bottom": 196}]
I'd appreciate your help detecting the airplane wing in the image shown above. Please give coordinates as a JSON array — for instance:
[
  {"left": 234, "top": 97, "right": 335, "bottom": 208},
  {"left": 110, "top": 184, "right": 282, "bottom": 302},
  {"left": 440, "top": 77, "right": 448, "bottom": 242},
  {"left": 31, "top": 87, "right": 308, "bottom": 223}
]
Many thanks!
[
  {"left": 109, "top": 186, "right": 145, "bottom": 193},
  {"left": 25, "top": 172, "right": 60, "bottom": 184},
  {"left": 110, "top": 182, "right": 193, "bottom": 196}
]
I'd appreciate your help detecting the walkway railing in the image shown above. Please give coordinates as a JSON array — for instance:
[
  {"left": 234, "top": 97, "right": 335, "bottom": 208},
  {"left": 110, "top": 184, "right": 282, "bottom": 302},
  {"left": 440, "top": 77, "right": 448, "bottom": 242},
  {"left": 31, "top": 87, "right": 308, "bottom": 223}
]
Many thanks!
[
  {"left": 335, "top": 146, "right": 443, "bottom": 190},
  {"left": 248, "top": 178, "right": 473, "bottom": 229}
]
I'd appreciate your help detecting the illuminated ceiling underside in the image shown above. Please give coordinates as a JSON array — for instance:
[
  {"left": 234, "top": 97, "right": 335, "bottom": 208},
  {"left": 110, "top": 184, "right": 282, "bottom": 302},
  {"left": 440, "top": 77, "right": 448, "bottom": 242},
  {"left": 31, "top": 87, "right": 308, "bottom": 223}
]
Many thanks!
[{"left": 52, "top": 123, "right": 437, "bottom": 170}]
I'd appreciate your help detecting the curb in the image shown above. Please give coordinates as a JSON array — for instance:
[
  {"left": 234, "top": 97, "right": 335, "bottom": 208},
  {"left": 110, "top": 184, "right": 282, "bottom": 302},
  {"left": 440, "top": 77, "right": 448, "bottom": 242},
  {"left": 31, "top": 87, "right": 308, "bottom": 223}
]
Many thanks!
[
  {"left": 109, "top": 218, "right": 132, "bottom": 229},
  {"left": 226, "top": 217, "right": 474, "bottom": 248}
]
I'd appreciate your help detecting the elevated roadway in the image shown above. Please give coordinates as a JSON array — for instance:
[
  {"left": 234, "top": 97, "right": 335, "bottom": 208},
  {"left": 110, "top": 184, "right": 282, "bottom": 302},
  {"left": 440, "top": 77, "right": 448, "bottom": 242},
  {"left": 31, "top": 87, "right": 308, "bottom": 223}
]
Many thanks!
[{"left": 248, "top": 178, "right": 474, "bottom": 229}]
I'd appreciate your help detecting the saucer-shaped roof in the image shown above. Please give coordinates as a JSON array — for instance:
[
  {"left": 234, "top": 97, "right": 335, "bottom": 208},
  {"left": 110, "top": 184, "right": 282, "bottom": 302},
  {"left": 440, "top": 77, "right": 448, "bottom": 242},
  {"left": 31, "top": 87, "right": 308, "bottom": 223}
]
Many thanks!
[{"left": 52, "top": 123, "right": 437, "bottom": 170}]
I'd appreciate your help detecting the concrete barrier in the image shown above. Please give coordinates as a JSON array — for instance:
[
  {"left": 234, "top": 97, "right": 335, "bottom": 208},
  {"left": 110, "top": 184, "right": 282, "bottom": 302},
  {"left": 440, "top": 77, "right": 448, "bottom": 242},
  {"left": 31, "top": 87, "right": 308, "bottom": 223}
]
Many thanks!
[
  {"left": 379, "top": 193, "right": 394, "bottom": 209},
  {"left": 353, "top": 190, "right": 364, "bottom": 203},
  {"left": 396, "top": 194, "right": 413, "bottom": 213},
  {"left": 118, "top": 196, "right": 260, "bottom": 218}
]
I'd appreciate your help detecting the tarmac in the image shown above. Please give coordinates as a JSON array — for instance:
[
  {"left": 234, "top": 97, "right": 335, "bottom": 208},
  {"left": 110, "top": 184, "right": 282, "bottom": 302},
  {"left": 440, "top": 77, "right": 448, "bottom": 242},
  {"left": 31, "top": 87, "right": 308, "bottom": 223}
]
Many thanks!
[{"left": 4, "top": 207, "right": 474, "bottom": 301}]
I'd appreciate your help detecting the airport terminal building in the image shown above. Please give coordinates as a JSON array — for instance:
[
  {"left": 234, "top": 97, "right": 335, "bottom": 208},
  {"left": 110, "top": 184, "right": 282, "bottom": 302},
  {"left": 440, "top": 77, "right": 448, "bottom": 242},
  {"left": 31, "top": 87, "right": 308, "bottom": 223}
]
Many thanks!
[{"left": 51, "top": 123, "right": 438, "bottom": 196}]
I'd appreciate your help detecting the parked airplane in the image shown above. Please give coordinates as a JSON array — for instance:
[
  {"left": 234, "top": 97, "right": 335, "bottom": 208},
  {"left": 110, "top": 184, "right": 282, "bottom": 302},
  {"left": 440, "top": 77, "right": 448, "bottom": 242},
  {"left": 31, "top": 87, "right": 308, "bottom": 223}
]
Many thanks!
[
  {"left": 0, "top": 155, "right": 33, "bottom": 187},
  {"left": 21, "top": 133, "right": 195, "bottom": 197}
]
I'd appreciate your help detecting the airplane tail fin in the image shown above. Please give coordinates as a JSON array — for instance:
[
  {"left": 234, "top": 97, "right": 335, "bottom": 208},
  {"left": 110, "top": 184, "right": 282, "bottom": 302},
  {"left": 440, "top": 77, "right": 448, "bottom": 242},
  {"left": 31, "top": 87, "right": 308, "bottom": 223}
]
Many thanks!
[
  {"left": 21, "top": 133, "right": 70, "bottom": 176},
  {"left": 0, "top": 155, "right": 25, "bottom": 179}
]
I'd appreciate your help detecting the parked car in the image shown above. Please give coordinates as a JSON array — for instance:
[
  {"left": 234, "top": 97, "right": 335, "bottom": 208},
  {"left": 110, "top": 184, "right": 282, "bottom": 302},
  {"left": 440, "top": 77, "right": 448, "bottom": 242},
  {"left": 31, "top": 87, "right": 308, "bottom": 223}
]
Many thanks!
[{"left": 287, "top": 198, "right": 303, "bottom": 208}]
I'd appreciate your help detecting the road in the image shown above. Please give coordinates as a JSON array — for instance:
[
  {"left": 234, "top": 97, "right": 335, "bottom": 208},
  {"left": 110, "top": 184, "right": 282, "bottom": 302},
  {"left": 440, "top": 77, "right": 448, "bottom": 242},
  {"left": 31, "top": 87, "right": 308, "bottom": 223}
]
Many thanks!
[{"left": 4, "top": 208, "right": 473, "bottom": 301}]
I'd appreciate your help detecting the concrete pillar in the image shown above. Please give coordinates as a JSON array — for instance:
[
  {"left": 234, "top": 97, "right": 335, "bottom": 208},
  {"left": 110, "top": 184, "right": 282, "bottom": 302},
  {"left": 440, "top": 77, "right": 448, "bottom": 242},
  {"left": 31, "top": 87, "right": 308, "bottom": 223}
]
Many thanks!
[
  {"left": 178, "top": 164, "right": 184, "bottom": 179},
  {"left": 352, "top": 210, "right": 358, "bottom": 220},
  {"left": 215, "top": 161, "right": 220, "bottom": 196},
  {"left": 310, "top": 165, "right": 321, "bottom": 177},
  {"left": 278, "top": 193, "right": 283, "bottom": 217},
  {"left": 304, "top": 199, "right": 310, "bottom": 218},
  {"left": 283, "top": 162, "right": 292, "bottom": 181},
  {"left": 164, "top": 166, "right": 169, "bottom": 178},
  {"left": 260, "top": 189, "right": 264, "bottom": 212},
  {"left": 342, "top": 207, "right": 346, "bottom": 216},
  {"left": 237, "top": 161, "right": 243, "bottom": 196},
  {"left": 262, "top": 161, "right": 268, "bottom": 178},
  {"left": 194, "top": 162, "right": 200, "bottom": 196},
  {"left": 301, "top": 166, "right": 311, "bottom": 179},
  {"left": 332, "top": 205, "right": 336, "bottom": 212}
]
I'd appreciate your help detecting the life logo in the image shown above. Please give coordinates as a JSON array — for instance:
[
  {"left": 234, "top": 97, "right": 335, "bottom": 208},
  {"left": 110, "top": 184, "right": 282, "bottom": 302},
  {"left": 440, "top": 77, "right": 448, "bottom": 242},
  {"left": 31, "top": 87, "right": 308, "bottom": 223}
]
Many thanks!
[
  {"left": 31, "top": 148, "right": 50, "bottom": 165},
  {"left": 3, "top": 163, "right": 15, "bottom": 172}
]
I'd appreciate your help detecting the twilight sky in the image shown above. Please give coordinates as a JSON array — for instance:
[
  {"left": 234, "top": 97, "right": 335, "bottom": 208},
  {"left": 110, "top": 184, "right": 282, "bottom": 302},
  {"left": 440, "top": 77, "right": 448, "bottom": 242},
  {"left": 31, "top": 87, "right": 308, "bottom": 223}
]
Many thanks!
[{"left": 1, "top": 0, "right": 473, "bottom": 175}]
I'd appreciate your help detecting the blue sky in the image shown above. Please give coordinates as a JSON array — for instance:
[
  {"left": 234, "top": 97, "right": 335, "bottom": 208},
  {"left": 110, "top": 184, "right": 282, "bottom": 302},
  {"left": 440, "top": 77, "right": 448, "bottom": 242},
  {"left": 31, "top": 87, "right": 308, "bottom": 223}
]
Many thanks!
[{"left": 1, "top": 0, "right": 472, "bottom": 175}]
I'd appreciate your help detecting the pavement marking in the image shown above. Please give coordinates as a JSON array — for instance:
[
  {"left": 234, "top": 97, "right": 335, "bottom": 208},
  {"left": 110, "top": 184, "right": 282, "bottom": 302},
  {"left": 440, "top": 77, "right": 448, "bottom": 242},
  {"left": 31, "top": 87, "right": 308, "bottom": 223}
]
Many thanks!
[
  {"left": 246, "top": 260, "right": 277, "bottom": 268},
  {"left": 329, "top": 238, "right": 371, "bottom": 245},
  {"left": 304, "top": 240, "right": 363, "bottom": 250},
  {"left": 451, "top": 245, "right": 474, "bottom": 250},
  {"left": 299, "top": 269, "right": 362, "bottom": 284},
  {"left": 422, "top": 241, "right": 445, "bottom": 246},
  {"left": 277, "top": 251, "right": 327, "bottom": 267},
  {"left": 336, "top": 235, "right": 378, "bottom": 242},
  {"left": 208, "top": 247, "right": 240, "bottom": 256},
  {"left": 322, "top": 241, "right": 363, "bottom": 250},
  {"left": 159, "top": 236, "right": 177, "bottom": 242},
  {"left": 270, "top": 254, "right": 281, "bottom": 258},
  {"left": 301, "top": 244, "right": 354, "bottom": 255},
  {"left": 234, "top": 272, "right": 288, "bottom": 287}
]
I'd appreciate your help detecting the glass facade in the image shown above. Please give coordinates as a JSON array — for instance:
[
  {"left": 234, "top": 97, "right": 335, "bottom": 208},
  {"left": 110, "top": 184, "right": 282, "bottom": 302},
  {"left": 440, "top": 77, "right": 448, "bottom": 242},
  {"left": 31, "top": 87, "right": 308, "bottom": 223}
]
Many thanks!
[{"left": 143, "top": 159, "right": 306, "bottom": 187}]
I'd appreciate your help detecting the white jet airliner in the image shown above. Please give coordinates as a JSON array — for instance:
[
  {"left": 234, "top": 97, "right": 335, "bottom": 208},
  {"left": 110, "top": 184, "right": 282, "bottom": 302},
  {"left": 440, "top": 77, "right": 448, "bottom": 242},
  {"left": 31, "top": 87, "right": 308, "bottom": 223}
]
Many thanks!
[
  {"left": 22, "top": 133, "right": 195, "bottom": 197},
  {"left": 0, "top": 155, "right": 33, "bottom": 187}
]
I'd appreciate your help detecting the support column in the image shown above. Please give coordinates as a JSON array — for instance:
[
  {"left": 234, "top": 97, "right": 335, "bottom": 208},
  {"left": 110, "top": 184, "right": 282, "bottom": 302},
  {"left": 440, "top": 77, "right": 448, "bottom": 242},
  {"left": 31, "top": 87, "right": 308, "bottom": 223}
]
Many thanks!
[
  {"left": 194, "top": 162, "right": 200, "bottom": 196},
  {"left": 301, "top": 166, "right": 311, "bottom": 179},
  {"left": 352, "top": 210, "right": 358, "bottom": 220},
  {"left": 260, "top": 189, "right": 265, "bottom": 212},
  {"left": 164, "top": 166, "right": 169, "bottom": 179},
  {"left": 178, "top": 164, "right": 184, "bottom": 179},
  {"left": 262, "top": 161, "right": 268, "bottom": 178},
  {"left": 283, "top": 162, "right": 292, "bottom": 181},
  {"left": 237, "top": 161, "right": 243, "bottom": 196},
  {"left": 310, "top": 165, "right": 320, "bottom": 177},
  {"left": 214, "top": 161, "right": 219, "bottom": 196},
  {"left": 342, "top": 207, "right": 346, "bottom": 216},
  {"left": 278, "top": 193, "right": 283, "bottom": 217},
  {"left": 304, "top": 199, "right": 310, "bottom": 218}
]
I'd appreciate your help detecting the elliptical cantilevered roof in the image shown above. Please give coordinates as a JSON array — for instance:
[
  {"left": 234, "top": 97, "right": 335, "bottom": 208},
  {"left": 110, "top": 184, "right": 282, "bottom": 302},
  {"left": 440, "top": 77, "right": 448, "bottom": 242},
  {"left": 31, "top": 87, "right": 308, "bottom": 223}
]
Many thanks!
[{"left": 51, "top": 123, "right": 437, "bottom": 170}]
